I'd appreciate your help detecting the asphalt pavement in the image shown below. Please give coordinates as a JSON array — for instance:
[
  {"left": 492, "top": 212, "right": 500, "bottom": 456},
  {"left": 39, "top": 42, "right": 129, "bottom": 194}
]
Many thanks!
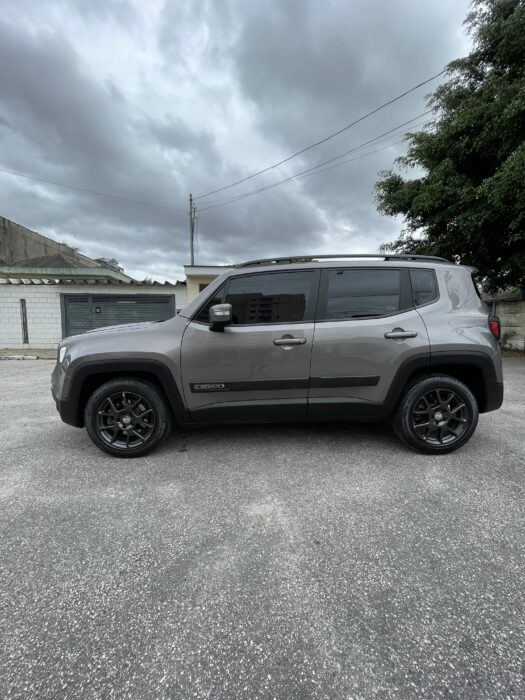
[{"left": 0, "top": 358, "right": 524, "bottom": 699}]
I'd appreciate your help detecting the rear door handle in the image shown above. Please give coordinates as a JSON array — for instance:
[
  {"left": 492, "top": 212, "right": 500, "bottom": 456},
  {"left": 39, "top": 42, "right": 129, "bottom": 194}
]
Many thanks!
[
  {"left": 273, "top": 337, "right": 307, "bottom": 346},
  {"left": 384, "top": 329, "right": 418, "bottom": 339}
]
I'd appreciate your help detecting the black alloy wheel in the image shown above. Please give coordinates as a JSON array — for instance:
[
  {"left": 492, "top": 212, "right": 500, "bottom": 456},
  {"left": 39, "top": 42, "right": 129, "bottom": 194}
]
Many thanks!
[
  {"left": 393, "top": 375, "right": 479, "bottom": 454},
  {"left": 95, "top": 390, "right": 156, "bottom": 450},
  {"left": 411, "top": 387, "right": 469, "bottom": 446},
  {"left": 85, "top": 378, "right": 171, "bottom": 457}
]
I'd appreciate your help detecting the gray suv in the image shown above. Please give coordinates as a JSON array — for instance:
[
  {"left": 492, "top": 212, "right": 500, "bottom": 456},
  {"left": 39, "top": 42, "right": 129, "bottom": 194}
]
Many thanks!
[{"left": 51, "top": 255, "right": 503, "bottom": 457}]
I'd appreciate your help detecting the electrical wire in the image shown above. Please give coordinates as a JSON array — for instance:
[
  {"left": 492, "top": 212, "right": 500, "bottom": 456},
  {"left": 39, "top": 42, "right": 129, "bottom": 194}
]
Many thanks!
[
  {"left": 195, "top": 70, "right": 444, "bottom": 199},
  {"left": 198, "top": 139, "right": 406, "bottom": 213},
  {"left": 198, "top": 114, "right": 433, "bottom": 212},
  {"left": 0, "top": 168, "right": 188, "bottom": 214}
]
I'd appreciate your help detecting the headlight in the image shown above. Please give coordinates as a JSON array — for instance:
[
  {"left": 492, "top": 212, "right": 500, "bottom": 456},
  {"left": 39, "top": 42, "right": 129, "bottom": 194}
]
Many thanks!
[{"left": 58, "top": 346, "right": 68, "bottom": 364}]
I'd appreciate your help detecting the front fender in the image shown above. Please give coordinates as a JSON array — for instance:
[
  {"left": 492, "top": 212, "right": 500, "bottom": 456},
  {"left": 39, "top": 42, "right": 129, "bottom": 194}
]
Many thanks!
[{"left": 57, "top": 355, "right": 190, "bottom": 427}]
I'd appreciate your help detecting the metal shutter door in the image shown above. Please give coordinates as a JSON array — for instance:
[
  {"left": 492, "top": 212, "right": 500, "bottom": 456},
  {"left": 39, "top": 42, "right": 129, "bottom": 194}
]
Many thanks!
[
  {"left": 63, "top": 295, "right": 91, "bottom": 336},
  {"left": 63, "top": 294, "right": 174, "bottom": 336},
  {"left": 91, "top": 295, "right": 173, "bottom": 328}
]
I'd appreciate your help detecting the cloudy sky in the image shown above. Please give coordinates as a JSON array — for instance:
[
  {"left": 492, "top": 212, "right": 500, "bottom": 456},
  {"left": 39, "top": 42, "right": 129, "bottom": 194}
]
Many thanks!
[{"left": 0, "top": 0, "right": 471, "bottom": 281}]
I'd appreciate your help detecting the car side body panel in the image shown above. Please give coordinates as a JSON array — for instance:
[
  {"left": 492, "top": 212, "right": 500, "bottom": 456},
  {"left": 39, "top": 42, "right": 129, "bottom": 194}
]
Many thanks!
[
  {"left": 51, "top": 260, "right": 504, "bottom": 435},
  {"left": 308, "top": 308, "right": 430, "bottom": 408},
  {"left": 417, "top": 265, "right": 503, "bottom": 383},
  {"left": 180, "top": 320, "right": 315, "bottom": 421},
  {"left": 52, "top": 314, "right": 190, "bottom": 427}
]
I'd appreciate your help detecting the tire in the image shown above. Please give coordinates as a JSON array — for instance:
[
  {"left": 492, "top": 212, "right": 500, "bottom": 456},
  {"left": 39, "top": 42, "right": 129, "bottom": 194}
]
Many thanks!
[
  {"left": 84, "top": 378, "right": 172, "bottom": 458},
  {"left": 392, "top": 375, "right": 479, "bottom": 454}
]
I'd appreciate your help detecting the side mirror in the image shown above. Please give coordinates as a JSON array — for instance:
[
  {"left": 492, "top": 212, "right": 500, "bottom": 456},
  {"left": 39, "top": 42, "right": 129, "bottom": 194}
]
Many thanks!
[{"left": 209, "top": 303, "right": 232, "bottom": 332}]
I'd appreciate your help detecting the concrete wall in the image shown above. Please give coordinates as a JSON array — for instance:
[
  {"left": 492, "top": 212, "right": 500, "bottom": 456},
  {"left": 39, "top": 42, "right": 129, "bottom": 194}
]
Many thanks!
[
  {"left": 0, "top": 217, "right": 96, "bottom": 266},
  {"left": 494, "top": 299, "right": 525, "bottom": 350},
  {"left": 0, "top": 284, "right": 182, "bottom": 349}
]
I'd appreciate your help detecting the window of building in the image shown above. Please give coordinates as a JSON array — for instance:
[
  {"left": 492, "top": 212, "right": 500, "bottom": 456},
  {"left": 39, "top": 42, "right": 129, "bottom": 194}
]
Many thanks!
[
  {"left": 225, "top": 271, "right": 315, "bottom": 324},
  {"left": 410, "top": 269, "right": 438, "bottom": 306},
  {"left": 323, "top": 269, "right": 401, "bottom": 319}
]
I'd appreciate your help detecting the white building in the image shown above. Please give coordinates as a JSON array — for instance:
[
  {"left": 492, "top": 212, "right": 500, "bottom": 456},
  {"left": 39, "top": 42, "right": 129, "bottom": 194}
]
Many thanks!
[{"left": 0, "top": 255, "right": 186, "bottom": 349}]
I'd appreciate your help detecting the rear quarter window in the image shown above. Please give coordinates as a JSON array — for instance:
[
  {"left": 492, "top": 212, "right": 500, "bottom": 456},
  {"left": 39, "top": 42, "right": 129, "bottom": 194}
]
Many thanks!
[{"left": 410, "top": 269, "right": 438, "bottom": 306}]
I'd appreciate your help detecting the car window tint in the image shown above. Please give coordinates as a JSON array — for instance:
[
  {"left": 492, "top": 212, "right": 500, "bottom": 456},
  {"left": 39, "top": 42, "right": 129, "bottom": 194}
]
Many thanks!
[
  {"left": 410, "top": 269, "right": 438, "bottom": 306},
  {"left": 325, "top": 269, "right": 400, "bottom": 318},
  {"left": 225, "top": 271, "right": 314, "bottom": 324}
]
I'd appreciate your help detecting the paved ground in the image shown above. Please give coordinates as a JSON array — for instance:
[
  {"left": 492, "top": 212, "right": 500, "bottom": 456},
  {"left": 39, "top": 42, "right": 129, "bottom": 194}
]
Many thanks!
[{"left": 0, "top": 359, "right": 523, "bottom": 699}]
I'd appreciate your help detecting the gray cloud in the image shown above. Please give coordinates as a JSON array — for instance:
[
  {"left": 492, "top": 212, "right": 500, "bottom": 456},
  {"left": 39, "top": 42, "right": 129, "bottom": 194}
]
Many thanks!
[{"left": 0, "top": 0, "right": 470, "bottom": 281}]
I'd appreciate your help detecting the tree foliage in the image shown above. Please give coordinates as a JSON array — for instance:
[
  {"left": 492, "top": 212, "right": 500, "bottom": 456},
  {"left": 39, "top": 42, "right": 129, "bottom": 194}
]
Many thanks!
[{"left": 375, "top": 0, "right": 525, "bottom": 292}]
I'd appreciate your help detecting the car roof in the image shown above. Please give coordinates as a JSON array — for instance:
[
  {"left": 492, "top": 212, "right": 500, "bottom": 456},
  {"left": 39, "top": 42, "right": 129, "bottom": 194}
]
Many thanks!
[{"left": 235, "top": 253, "right": 451, "bottom": 268}]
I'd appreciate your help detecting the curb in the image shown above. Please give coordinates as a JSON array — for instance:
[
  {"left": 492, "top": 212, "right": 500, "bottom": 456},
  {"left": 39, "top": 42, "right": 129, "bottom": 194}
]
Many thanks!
[{"left": 0, "top": 355, "right": 46, "bottom": 360}]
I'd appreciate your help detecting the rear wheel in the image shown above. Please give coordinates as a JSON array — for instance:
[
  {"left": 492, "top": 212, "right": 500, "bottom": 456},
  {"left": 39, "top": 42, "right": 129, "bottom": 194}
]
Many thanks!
[
  {"left": 393, "top": 375, "right": 478, "bottom": 454},
  {"left": 85, "top": 378, "right": 172, "bottom": 457}
]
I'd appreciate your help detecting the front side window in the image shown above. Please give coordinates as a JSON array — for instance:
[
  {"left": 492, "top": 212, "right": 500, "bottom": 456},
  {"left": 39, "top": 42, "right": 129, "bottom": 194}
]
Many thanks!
[
  {"left": 324, "top": 269, "right": 401, "bottom": 319},
  {"left": 410, "top": 269, "right": 438, "bottom": 306},
  {"left": 195, "top": 286, "right": 225, "bottom": 323},
  {"left": 225, "top": 271, "right": 315, "bottom": 324}
]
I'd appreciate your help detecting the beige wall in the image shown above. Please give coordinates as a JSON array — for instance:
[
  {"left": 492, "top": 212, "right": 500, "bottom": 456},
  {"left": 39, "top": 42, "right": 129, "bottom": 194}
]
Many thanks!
[{"left": 186, "top": 274, "right": 219, "bottom": 302}]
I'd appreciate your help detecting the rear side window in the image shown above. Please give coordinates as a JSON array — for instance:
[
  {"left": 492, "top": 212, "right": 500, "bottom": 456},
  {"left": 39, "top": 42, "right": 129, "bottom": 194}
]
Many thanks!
[
  {"left": 410, "top": 269, "right": 438, "bottom": 306},
  {"left": 323, "top": 269, "right": 401, "bottom": 319},
  {"left": 225, "top": 271, "right": 315, "bottom": 324}
]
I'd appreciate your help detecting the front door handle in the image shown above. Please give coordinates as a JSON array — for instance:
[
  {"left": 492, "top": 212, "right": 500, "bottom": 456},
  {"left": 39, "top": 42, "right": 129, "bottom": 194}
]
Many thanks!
[
  {"left": 273, "top": 336, "right": 307, "bottom": 346},
  {"left": 384, "top": 329, "right": 418, "bottom": 339}
]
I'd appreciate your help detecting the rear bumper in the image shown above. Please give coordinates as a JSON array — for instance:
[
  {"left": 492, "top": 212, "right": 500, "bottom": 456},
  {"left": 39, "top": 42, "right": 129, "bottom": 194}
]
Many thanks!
[{"left": 483, "top": 380, "right": 504, "bottom": 413}]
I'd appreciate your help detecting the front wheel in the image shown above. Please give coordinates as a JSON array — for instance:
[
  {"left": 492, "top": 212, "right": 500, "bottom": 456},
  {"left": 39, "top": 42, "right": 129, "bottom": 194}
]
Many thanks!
[
  {"left": 393, "top": 375, "right": 479, "bottom": 454},
  {"left": 85, "top": 378, "right": 172, "bottom": 457}
]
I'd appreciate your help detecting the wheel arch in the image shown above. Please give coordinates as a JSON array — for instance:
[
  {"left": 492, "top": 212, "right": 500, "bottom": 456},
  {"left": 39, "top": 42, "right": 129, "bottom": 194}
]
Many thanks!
[
  {"left": 60, "top": 359, "right": 190, "bottom": 427},
  {"left": 387, "top": 351, "right": 502, "bottom": 415}
]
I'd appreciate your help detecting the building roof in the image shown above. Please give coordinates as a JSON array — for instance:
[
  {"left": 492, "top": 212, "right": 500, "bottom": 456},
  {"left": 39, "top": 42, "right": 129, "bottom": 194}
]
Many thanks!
[
  {"left": 184, "top": 264, "right": 233, "bottom": 276},
  {"left": 8, "top": 252, "right": 102, "bottom": 269},
  {"left": 0, "top": 277, "right": 183, "bottom": 286}
]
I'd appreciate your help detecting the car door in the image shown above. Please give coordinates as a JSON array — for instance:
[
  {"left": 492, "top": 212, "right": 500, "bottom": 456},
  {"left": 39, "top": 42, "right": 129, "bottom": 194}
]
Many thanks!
[
  {"left": 180, "top": 269, "right": 319, "bottom": 422},
  {"left": 308, "top": 266, "right": 430, "bottom": 417}
]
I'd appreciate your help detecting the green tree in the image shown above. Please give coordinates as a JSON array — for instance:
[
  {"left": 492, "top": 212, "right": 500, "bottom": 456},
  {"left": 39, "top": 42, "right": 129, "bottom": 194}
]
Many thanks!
[{"left": 375, "top": 0, "right": 525, "bottom": 292}]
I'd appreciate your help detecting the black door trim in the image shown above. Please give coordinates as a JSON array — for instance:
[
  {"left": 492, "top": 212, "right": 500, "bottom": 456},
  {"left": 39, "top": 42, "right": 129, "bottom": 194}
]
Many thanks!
[
  {"left": 309, "top": 376, "right": 380, "bottom": 388},
  {"left": 190, "top": 378, "right": 309, "bottom": 392}
]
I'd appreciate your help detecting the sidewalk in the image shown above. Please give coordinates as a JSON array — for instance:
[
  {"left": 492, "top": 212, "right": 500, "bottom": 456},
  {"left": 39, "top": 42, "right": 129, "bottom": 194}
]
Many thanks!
[{"left": 0, "top": 348, "right": 56, "bottom": 360}]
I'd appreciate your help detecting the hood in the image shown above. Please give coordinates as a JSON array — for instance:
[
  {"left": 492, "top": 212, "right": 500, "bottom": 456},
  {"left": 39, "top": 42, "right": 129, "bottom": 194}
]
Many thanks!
[{"left": 83, "top": 321, "right": 162, "bottom": 335}]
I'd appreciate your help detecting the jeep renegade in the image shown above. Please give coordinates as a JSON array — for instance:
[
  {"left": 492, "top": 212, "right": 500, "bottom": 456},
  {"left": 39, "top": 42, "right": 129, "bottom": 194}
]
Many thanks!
[{"left": 51, "top": 255, "right": 503, "bottom": 457}]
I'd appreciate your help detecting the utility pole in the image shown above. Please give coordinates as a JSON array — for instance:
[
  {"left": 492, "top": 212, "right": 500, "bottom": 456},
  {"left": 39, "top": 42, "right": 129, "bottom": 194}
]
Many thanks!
[{"left": 188, "top": 193, "right": 196, "bottom": 266}]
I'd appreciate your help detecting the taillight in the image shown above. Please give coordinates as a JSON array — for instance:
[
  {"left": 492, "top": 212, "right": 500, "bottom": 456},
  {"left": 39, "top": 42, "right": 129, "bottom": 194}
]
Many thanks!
[{"left": 489, "top": 316, "right": 501, "bottom": 341}]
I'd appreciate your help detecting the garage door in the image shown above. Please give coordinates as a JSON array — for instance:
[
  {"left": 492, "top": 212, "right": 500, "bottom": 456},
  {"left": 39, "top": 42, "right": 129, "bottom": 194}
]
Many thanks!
[{"left": 62, "top": 294, "right": 175, "bottom": 337}]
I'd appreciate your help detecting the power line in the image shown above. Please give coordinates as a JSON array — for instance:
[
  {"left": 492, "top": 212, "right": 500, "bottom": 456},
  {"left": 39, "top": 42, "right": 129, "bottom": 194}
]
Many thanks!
[
  {"left": 199, "top": 113, "right": 433, "bottom": 212},
  {"left": 0, "top": 168, "right": 188, "bottom": 214},
  {"left": 198, "top": 139, "right": 406, "bottom": 213},
  {"left": 195, "top": 70, "right": 444, "bottom": 199},
  {"left": 201, "top": 112, "right": 431, "bottom": 209}
]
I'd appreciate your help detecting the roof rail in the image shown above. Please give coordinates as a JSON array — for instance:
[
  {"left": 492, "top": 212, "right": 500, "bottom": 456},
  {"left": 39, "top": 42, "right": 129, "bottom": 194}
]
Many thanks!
[{"left": 235, "top": 253, "right": 451, "bottom": 268}]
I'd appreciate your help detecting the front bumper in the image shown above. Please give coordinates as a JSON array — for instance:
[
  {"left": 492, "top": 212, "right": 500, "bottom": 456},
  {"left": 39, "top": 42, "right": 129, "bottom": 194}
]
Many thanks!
[
  {"left": 51, "top": 363, "right": 82, "bottom": 427},
  {"left": 51, "top": 362, "right": 66, "bottom": 406}
]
